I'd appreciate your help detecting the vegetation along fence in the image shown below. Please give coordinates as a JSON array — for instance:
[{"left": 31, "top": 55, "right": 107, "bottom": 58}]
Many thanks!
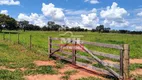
[{"left": 48, "top": 37, "right": 130, "bottom": 80}]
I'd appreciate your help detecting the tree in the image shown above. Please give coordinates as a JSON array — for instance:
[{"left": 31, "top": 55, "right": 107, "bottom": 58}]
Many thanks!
[
  {"left": 42, "top": 26, "right": 48, "bottom": 31},
  {"left": 48, "top": 21, "right": 55, "bottom": 29},
  {"left": 18, "top": 21, "right": 29, "bottom": 32},
  {"left": 104, "top": 28, "right": 111, "bottom": 33},
  {"left": 0, "top": 14, "right": 17, "bottom": 31},
  {"left": 52, "top": 24, "right": 61, "bottom": 31},
  {"left": 91, "top": 29, "right": 96, "bottom": 32},
  {"left": 96, "top": 25, "right": 104, "bottom": 33}
]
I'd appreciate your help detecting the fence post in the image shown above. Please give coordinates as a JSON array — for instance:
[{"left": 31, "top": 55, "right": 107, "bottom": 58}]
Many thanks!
[
  {"left": 72, "top": 38, "right": 76, "bottom": 64},
  {"left": 121, "top": 44, "right": 129, "bottom": 80},
  {"left": 18, "top": 33, "right": 20, "bottom": 44},
  {"left": 120, "top": 46, "right": 123, "bottom": 79},
  {"left": 3, "top": 33, "right": 5, "bottom": 40},
  {"left": 48, "top": 37, "right": 52, "bottom": 58},
  {"left": 30, "top": 35, "right": 32, "bottom": 50}
]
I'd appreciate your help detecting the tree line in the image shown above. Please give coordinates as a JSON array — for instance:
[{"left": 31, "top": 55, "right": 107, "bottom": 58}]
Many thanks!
[{"left": 0, "top": 14, "right": 142, "bottom": 34}]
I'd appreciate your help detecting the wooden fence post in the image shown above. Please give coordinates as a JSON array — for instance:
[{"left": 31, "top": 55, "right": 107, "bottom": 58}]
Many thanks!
[
  {"left": 3, "top": 33, "right": 5, "bottom": 40},
  {"left": 30, "top": 35, "right": 32, "bottom": 50},
  {"left": 18, "top": 33, "right": 20, "bottom": 44},
  {"left": 120, "top": 46, "right": 123, "bottom": 79},
  {"left": 48, "top": 37, "right": 52, "bottom": 58},
  {"left": 120, "top": 44, "right": 129, "bottom": 80},
  {"left": 72, "top": 38, "right": 76, "bottom": 64}
]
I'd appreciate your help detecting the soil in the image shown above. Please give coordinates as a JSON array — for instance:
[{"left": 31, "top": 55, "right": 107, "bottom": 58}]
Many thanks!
[
  {"left": 24, "top": 59, "right": 142, "bottom": 80},
  {"left": 25, "top": 60, "right": 107, "bottom": 80},
  {"left": 131, "top": 69, "right": 142, "bottom": 75},
  {"left": 1, "top": 59, "right": 142, "bottom": 80},
  {"left": 0, "top": 66, "right": 15, "bottom": 71},
  {"left": 130, "top": 59, "right": 142, "bottom": 64}
]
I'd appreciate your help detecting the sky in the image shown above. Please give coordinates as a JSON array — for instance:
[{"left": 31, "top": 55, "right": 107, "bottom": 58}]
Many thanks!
[{"left": 0, "top": 0, "right": 142, "bottom": 31}]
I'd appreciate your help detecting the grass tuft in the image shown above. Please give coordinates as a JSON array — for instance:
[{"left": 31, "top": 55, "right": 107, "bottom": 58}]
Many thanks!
[{"left": 76, "top": 77, "right": 101, "bottom": 80}]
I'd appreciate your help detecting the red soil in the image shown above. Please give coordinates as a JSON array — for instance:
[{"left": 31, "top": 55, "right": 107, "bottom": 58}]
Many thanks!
[{"left": 25, "top": 60, "right": 106, "bottom": 80}]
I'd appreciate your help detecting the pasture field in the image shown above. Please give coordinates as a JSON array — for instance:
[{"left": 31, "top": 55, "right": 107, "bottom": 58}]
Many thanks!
[
  {"left": 0, "top": 31, "right": 142, "bottom": 59},
  {"left": 0, "top": 31, "right": 142, "bottom": 80},
  {"left": 0, "top": 41, "right": 106, "bottom": 80}
]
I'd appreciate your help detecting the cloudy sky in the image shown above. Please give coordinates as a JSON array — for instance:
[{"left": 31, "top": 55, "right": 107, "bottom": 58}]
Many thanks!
[{"left": 0, "top": 0, "right": 142, "bottom": 31}]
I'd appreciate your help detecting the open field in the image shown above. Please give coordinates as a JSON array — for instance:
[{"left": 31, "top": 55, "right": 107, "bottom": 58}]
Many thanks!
[
  {"left": 0, "top": 31, "right": 142, "bottom": 80},
  {"left": 0, "top": 31, "right": 142, "bottom": 58},
  {"left": 0, "top": 41, "right": 108, "bottom": 80}
]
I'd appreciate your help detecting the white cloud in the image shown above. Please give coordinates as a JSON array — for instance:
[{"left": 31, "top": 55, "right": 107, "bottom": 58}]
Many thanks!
[
  {"left": 18, "top": 13, "right": 46, "bottom": 27},
  {"left": 65, "top": 9, "right": 90, "bottom": 15},
  {"left": 0, "top": 0, "right": 20, "bottom": 5},
  {"left": 100, "top": 2, "right": 129, "bottom": 27},
  {"left": 64, "top": 18, "right": 83, "bottom": 28},
  {"left": 81, "top": 8, "right": 99, "bottom": 28},
  {"left": 85, "top": 0, "right": 99, "bottom": 4},
  {"left": 137, "top": 12, "right": 142, "bottom": 16},
  {"left": 135, "top": 26, "right": 142, "bottom": 31},
  {"left": 0, "top": 10, "right": 8, "bottom": 15},
  {"left": 41, "top": 3, "right": 65, "bottom": 21}
]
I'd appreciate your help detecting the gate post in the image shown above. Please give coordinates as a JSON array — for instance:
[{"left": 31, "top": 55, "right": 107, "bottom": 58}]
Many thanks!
[
  {"left": 48, "top": 37, "right": 52, "bottom": 58},
  {"left": 72, "top": 38, "right": 76, "bottom": 64},
  {"left": 120, "top": 44, "right": 129, "bottom": 80}
]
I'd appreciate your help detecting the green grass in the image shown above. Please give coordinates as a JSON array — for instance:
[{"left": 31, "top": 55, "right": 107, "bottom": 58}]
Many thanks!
[
  {"left": 55, "top": 61, "right": 65, "bottom": 69},
  {"left": 0, "top": 69, "right": 24, "bottom": 80},
  {"left": 61, "top": 70, "right": 78, "bottom": 80},
  {"left": 24, "top": 65, "right": 58, "bottom": 75},
  {"left": 0, "top": 31, "right": 142, "bottom": 80},
  {"left": 0, "top": 40, "right": 48, "bottom": 68},
  {"left": 64, "top": 70, "right": 78, "bottom": 75},
  {"left": 133, "top": 75, "right": 142, "bottom": 80},
  {"left": 130, "top": 64, "right": 142, "bottom": 71},
  {"left": 0, "top": 31, "right": 141, "bottom": 59},
  {"left": 0, "top": 40, "right": 49, "bottom": 79},
  {"left": 76, "top": 77, "right": 101, "bottom": 80}
]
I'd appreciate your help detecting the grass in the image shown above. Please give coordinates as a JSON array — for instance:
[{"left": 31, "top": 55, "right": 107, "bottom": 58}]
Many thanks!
[
  {"left": 24, "top": 65, "right": 58, "bottom": 75},
  {"left": 0, "top": 40, "right": 50, "bottom": 79},
  {"left": 0, "top": 31, "right": 142, "bottom": 80},
  {"left": 64, "top": 70, "right": 78, "bottom": 75},
  {"left": 0, "top": 69, "right": 24, "bottom": 80},
  {"left": 0, "top": 40, "right": 48, "bottom": 68},
  {"left": 130, "top": 64, "right": 142, "bottom": 71},
  {"left": 133, "top": 75, "right": 142, "bottom": 80},
  {"left": 61, "top": 70, "right": 78, "bottom": 80},
  {"left": 0, "top": 31, "right": 142, "bottom": 59},
  {"left": 76, "top": 77, "right": 101, "bottom": 80},
  {"left": 36, "top": 65, "right": 58, "bottom": 74},
  {"left": 61, "top": 75, "right": 70, "bottom": 80},
  {"left": 55, "top": 61, "right": 65, "bottom": 69}
]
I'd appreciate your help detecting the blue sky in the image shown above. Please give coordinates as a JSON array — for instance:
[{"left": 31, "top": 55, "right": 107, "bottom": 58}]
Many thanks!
[{"left": 0, "top": 0, "right": 142, "bottom": 31}]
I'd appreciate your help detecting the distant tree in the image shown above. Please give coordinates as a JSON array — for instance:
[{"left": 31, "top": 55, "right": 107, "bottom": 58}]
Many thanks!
[
  {"left": 65, "top": 26, "right": 70, "bottom": 31},
  {"left": 96, "top": 25, "right": 104, "bottom": 33},
  {"left": 119, "top": 30, "right": 128, "bottom": 33},
  {"left": 18, "top": 21, "right": 29, "bottom": 32},
  {"left": 84, "top": 29, "right": 88, "bottom": 32},
  {"left": 0, "top": 24, "right": 4, "bottom": 32},
  {"left": 0, "top": 14, "right": 17, "bottom": 31},
  {"left": 42, "top": 26, "right": 48, "bottom": 31},
  {"left": 48, "top": 21, "right": 55, "bottom": 29},
  {"left": 103, "top": 28, "right": 111, "bottom": 33},
  {"left": 91, "top": 29, "right": 96, "bottom": 32},
  {"left": 52, "top": 24, "right": 61, "bottom": 31}
]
